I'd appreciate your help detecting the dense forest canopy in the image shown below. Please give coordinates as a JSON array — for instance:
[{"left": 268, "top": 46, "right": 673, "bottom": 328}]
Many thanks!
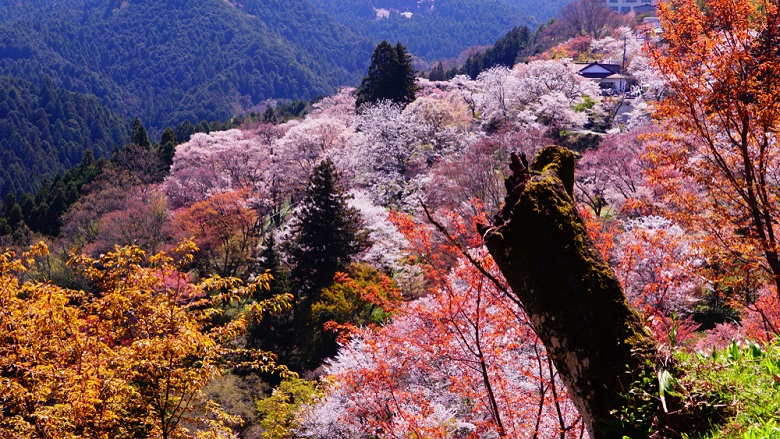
[
  {"left": 310, "top": 0, "right": 540, "bottom": 61},
  {"left": 0, "top": 76, "right": 127, "bottom": 198},
  {"left": 499, "top": 0, "right": 573, "bottom": 22},
  {"left": 0, "top": 0, "right": 553, "bottom": 201},
  {"left": 0, "top": 0, "right": 371, "bottom": 131}
]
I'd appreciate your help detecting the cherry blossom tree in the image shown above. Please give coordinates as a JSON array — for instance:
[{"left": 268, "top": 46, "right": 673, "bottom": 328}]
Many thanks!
[
  {"left": 533, "top": 92, "right": 589, "bottom": 132},
  {"left": 348, "top": 190, "right": 410, "bottom": 274},
  {"left": 298, "top": 212, "right": 582, "bottom": 439},
  {"left": 274, "top": 116, "right": 354, "bottom": 200},
  {"left": 458, "top": 61, "right": 601, "bottom": 132},
  {"left": 404, "top": 93, "right": 474, "bottom": 154},
  {"left": 58, "top": 167, "right": 173, "bottom": 258},
  {"left": 589, "top": 28, "right": 642, "bottom": 63},
  {"left": 627, "top": 52, "right": 667, "bottom": 100},
  {"left": 475, "top": 66, "right": 522, "bottom": 123},
  {"left": 307, "top": 87, "right": 358, "bottom": 123},
  {"left": 623, "top": 97, "right": 653, "bottom": 132},
  {"left": 514, "top": 60, "right": 601, "bottom": 107},
  {"left": 87, "top": 187, "right": 171, "bottom": 257},
  {"left": 165, "top": 128, "right": 275, "bottom": 210},
  {"left": 614, "top": 215, "right": 702, "bottom": 316},
  {"left": 424, "top": 128, "right": 549, "bottom": 222},
  {"left": 451, "top": 74, "right": 480, "bottom": 119},
  {"left": 574, "top": 130, "right": 649, "bottom": 215},
  {"left": 341, "top": 100, "right": 433, "bottom": 207}
]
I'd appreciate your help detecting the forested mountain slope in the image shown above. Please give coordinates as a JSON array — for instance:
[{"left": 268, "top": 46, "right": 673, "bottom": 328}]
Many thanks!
[
  {"left": 309, "top": 0, "right": 534, "bottom": 60},
  {"left": 0, "top": 0, "right": 372, "bottom": 131},
  {"left": 0, "top": 76, "right": 127, "bottom": 197},
  {"left": 499, "top": 0, "right": 573, "bottom": 23}
]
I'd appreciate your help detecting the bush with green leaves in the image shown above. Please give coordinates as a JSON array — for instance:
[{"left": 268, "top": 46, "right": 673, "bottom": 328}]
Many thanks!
[{"left": 677, "top": 340, "right": 780, "bottom": 439}]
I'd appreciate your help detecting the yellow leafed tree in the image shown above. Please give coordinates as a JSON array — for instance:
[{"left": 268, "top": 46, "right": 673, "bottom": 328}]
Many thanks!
[{"left": 0, "top": 241, "right": 292, "bottom": 439}]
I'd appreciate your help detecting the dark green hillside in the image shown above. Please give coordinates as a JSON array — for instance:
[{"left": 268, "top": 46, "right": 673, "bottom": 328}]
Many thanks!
[
  {"left": 0, "top": 0, "right": 370, "bottom": 131},
  {"left": 311, "top": 0, "right": 530, "bottom": 61},
  {"left": 460, "top": 25, "right": 534, "bottom": 79},
  {"left": 0, "top": 0, "right": 71, "bottom": 22},
  {"left": 0, "top": 76, "right": 127, "bottom": 198},
  {"left": 498, "top": 0, "right": 573, "bottom": 23},
  {"left": 237, "top": 0, "right": 374, "bottom": 85}
]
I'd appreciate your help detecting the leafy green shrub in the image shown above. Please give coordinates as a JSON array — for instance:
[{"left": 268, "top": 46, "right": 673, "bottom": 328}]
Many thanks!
[
  {"left": 676, "top": 340, "right": 780, "bottom": 439},
  {"left": 256, "top": 377, "right": 323, "bottom": 439}
]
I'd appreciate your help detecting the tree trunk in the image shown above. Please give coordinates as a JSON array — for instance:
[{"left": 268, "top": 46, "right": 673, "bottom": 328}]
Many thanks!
[{"left": 480, "top": 146, "right": 658, "bottom": 438}]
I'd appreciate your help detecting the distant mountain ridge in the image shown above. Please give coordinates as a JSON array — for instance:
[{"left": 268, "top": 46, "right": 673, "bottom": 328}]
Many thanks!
[
  {"left": 0, "top": 0, "right": 374, "bottom": 198},
  {"left": 311, "top": 0, "right": 531, "bottom": 61},
  {"left": 364, "top": 0, "right": 567, "bottom": 19},
  {"left": 0, "top": 0, "right": 373, "bottom": 131}
]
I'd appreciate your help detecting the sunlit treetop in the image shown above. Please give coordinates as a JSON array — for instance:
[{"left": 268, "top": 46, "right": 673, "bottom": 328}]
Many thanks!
[{"left": 0, "top": 240, "right": 293, "bottom": 439}]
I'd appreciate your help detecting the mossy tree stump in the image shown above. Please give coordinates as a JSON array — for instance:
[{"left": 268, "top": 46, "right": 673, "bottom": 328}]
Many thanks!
[{"left": 481, "top": 146, "right": 658, "bottom": 438}]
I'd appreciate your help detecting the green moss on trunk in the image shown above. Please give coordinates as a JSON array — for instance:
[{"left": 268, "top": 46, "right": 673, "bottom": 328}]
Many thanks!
[{"left": 482, "top": 146, "right": 658, "bottom": 438}]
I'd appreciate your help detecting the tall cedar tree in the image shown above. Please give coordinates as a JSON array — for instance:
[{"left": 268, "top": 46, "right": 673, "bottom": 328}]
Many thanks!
[
  {"left": 356, "top": 41, "right": 417, "bottom": 108},
  {"left": 157, "top": 127, "right": 177, "bottom": 170},
  {"left": 463, "top": 26, "right": 532, "bottom": 79},
  {"left": 285, "top": 159, "right": 369, "bottom": 370},
  {"left": 259, "top": 232, "right": 288, "bottom": 298},
  {"left": 130, "top": 116, "right": 150, "bottom": 148},
  {"left": 2, "top": 193, "right": 23, "bottom": 234},
  {"left": 246, "top": 231, "right": 293, "bottom": 357},
  {"left": 428, "top": 62, "right": 446, "bottom": 81}
]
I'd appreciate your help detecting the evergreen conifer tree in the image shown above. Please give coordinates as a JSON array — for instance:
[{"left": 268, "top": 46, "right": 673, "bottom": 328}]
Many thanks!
[
  {"left": 393, "top": 42, "right": 417, "bottom": 103},
  {"left": 175, "top": 120, "right": 196, "bottom": 143},
  {"left": 284, "top": 158, "right": 369, "bottom": 370},
  {"left": 246, "top": 230, "right": 292, "bottom": 352},
  {"left": 1, "top": 193, "right": 23, "bottom": 233},
  {"left": 130, "top": 116, "right": 150, "bottom": 148},
  {"left": 429, "top": 62, "right": 446, "bottom": 81},
  {"left": 157, "top": 127, "right": 177, "bottom": 170},
  {"left": 263, "top": 106, "right": 277, "bottom": 124},
  {"left": 288, "top": 159, "right": 368, "bottom": 313},
  {"left": 258, "top": 231, "right": 288, "bottom": 300},
  {"left": 356, "top": 41, "right": 417, "bottom": 108}
]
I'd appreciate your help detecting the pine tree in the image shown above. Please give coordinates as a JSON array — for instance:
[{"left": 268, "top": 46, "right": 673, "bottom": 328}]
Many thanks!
[
  {"left": 157, "top": 127, "right": 177, "bottom": 170},
  {"left": 130, "top": 116, "right": 150, "bottom": 148},
  {"left": 356, "top": 41, "right": 417, "bottom": 108},
  {"left": 284, "top": 158, "right": 369, "bottom": 370},
  {"left": 429, "top": 62, "right": 446, "bottom": 81}
]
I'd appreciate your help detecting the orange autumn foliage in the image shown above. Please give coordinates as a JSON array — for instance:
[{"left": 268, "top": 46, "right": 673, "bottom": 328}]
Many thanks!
[
  {"left": 172, "top": 190, "right": 259, "bottom": 279},
  {"left": 0, "top": 241, "right": 292, "bottom": 439},
  {"left": 647, "top": 0, "right": 780, "bottom": 301}
]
